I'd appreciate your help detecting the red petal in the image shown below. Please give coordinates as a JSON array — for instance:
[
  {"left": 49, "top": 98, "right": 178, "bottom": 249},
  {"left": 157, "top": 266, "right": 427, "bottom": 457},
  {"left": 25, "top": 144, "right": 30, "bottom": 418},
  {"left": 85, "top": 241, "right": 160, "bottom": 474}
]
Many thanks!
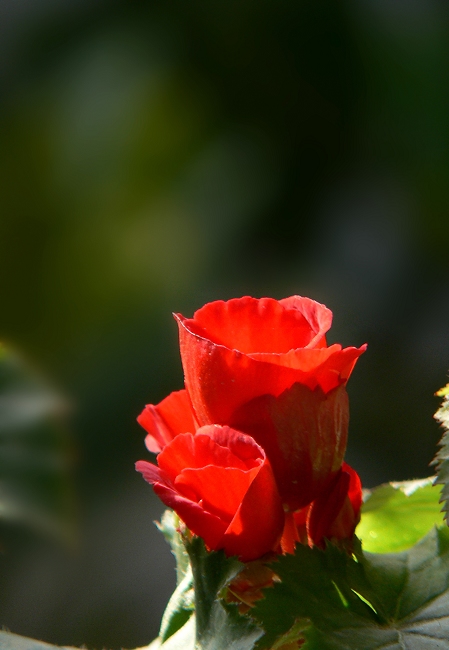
[
  {"left": 292, "top": 506, "right": 310, "bottom": 546},
  {"left": 184, "top": 296, "right": 332, "bottom": 353},
  {"left": 230, "top": 383, "right": 349, "bottom": 510},
  {"left": 307, "top": 464, "right": 362, "bottom": 546},
  {"left": 153, "top": 482, "right": 228, "bottom": 550},
  {"left": 221, "top": 460, "right": 285, "bottom": 561},
  {"left": 314, "top": 344, "right": 367, "bottom": 393},
  {"left": 279, "top": 296, "right": 332, "bottom": 348},
  {"left": 307, "top": 469, "right": 349, "bottom": 545},
  {"left": 176, "top": 311, "right": 365, "bottom": 427},
  {"left": 136, "top": 460, "right": 228, "bottom": 550},
  {"left": 175, "top": 465, "right": 258, "bottom": 523},
  {"left": 135, "top": 459, "right": 166, "bottom": 484},
  {"left": 207, "top": 425, "right": 265, "bottom": 467},
  {"left": 280, "top": 511, "right": 301, "bottom": 555},
  {"left": 342, "top": 462, "right": 363, "bottom": 515},
  {"left": 138, "top": 389, "right": 196, "bottom": 453},
  {"left": 157, "top": 430, "right": 260, "bottom": 483}
]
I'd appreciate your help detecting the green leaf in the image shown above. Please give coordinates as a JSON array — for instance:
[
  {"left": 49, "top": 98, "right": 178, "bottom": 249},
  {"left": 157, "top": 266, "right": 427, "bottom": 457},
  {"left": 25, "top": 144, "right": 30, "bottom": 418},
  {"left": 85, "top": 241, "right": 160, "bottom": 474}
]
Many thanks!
[
  {"left": 0, "top": 346, "right": 75, "bottom": 542},
  {"left": 433, "top": 384, "right": 449, "bottom": 525},
  {"left": 357, "top": 477, "right": 443, "bottom": 553},
  {"left": 186, "top": 536, "right": 263, "bottom": 650},
  {"left": 159, "top": 565, "right": 194, "bottom": 643},
  {"left": 252, "top": 539, "right": 377, "bottom": 649},
  {"left": 252, "top": 527, "right": 449, "bottom": 650}
]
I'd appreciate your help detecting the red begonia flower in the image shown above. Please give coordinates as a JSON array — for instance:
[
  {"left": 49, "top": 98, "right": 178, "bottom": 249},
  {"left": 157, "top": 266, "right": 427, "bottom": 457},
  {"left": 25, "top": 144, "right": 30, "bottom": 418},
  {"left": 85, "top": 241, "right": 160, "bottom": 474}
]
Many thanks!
[
  {"left": 290, "top": 462, "right": 362, "bottom": 549},
  {"left": 136, "top": 425, "right": 285, "bottom": 561},
  {"left": 175, "top": 296, "right": 365, "bottom": 509},
  {"left": 138, "top": 389, "right": 196, "bottom": 453}
]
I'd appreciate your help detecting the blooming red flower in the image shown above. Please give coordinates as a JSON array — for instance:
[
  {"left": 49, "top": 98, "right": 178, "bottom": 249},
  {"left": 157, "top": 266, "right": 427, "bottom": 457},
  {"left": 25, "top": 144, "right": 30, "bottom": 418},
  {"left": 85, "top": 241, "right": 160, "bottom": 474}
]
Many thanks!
[
  {"left": 136, "top": 425, "right": 284, "bottom": 562},
  {"left": 174, "top": 296, "right": 366, "bottom": 509}
]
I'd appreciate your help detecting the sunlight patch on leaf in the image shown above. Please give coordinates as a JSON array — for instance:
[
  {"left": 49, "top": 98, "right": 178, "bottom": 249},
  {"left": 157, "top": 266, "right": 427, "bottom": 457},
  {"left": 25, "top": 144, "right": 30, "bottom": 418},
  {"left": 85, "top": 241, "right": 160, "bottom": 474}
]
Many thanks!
[{"left": 356, "top": 478, "right": 443, "bottom": 553}]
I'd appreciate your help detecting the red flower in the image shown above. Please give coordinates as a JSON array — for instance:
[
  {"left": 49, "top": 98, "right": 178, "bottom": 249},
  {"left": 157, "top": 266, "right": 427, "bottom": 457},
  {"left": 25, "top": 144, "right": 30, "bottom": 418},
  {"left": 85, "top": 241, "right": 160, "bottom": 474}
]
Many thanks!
[
  {"left": 136, "top": 425, "right": 284, "bottom": 562},
  {"left": 174, "top": 296, "right": 366, "bottom": 510}
]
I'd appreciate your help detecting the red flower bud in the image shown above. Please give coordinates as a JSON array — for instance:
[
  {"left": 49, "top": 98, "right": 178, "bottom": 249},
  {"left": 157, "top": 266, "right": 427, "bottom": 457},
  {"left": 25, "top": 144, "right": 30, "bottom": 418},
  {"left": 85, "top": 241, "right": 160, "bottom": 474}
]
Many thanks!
[
  {"left": 307, "top": 462, "right": 362, "bottom": 547},
  {"left": 136, "top": 425, "right": 284, "bottom": 562},
  {"left": 289, "top": 462, "right": 363, "bottom": 550}
]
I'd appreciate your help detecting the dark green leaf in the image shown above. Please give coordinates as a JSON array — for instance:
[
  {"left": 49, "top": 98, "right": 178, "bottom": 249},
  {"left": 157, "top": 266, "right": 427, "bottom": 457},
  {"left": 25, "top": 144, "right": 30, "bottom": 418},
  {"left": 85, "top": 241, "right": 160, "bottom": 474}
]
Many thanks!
[
  {"left": 433, "top": 384, "right": 449, "bottom": 525},
  {"left": 186, "top": 536, "right": 263, "bottom": 650},
  {"left": 357, "top": 478, "right": 443, "bottom": 553},
  {"left": 0, "top": 346, "right": 75, "bottom": 542},
  {"left": 252, "top": 527, "right": 449, "bottom": 650}
]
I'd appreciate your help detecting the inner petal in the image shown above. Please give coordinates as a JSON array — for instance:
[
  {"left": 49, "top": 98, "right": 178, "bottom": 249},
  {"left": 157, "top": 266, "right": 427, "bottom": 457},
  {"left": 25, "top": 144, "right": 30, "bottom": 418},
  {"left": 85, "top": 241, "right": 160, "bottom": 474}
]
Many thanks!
[
  {"left": 249, "top": 345, "right": 341, "bottom": 370},
  {"left": 175, "top": 465, "right": 259, "bottom": 523},
  {"left": 158, "top": 432, "right": 253, "bottom": 482},
  {"left": 189, "top": 297, "right": 330, "bottom": 353}
]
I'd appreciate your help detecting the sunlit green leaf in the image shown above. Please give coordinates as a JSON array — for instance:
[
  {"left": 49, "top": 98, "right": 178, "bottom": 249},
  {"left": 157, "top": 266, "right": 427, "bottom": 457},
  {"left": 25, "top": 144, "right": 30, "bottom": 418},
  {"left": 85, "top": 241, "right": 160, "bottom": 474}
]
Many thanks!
[
  {"left": 252, "top": 539, "right": 375, "bottom": 649},
  {"left": 357, "top": 477, "right": 443, "bottom": 553},
  {"left": 252, "top": 527, "right": 449, "bottom": 650}
]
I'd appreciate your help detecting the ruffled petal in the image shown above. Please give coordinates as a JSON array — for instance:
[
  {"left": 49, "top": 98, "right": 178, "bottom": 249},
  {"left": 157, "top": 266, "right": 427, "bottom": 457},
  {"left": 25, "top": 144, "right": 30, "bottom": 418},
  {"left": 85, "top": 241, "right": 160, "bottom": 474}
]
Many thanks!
[
  {"left": 136, "top": 426, "right": 284, "bottom": 558},
  {"left": 184, "top": 296, "right": 332, "bottom": 354},
  {"left": 157, "top": 430, "right": 258, "bottom": 483},
  {"left": 138, "top": 389, "right": 196, "bottom": 453},
  {"left": 136, "top": 459, "right": 228, "bottom": 550},
  {"left": 176, "top": 311, "right": 365, "bottom": 427}
]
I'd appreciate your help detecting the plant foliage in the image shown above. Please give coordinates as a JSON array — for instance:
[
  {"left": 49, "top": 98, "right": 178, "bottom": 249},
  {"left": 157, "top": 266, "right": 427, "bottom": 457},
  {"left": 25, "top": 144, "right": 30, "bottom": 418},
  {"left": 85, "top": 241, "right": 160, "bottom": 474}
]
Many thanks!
[
  {"left": 357, "top": 477, "right": 443, "bottom": 553},
  {"left": 252, "top": 527, "right": 449, "bottom": 650},
  {"left": 433, "top": 384, "right": 449, "bottom": 525}
]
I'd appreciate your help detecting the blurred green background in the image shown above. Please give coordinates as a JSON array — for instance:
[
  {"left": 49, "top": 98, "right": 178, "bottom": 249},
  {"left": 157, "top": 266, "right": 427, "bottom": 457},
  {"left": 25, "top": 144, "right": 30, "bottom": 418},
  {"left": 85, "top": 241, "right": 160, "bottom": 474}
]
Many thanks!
[{"left": 1, "top": 0, "right": 449, "bottom": 647}]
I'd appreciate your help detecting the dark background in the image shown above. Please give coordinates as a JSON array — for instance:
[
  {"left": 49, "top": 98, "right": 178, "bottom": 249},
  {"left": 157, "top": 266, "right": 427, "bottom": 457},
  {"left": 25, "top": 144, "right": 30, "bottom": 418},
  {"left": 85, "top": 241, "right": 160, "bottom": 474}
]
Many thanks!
[{"left": 1, "top": 0, "right": 449, "bottom": 647}]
